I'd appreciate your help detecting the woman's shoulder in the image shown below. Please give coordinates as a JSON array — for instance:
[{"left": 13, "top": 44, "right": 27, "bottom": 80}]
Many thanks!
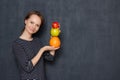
[
  {"left": 12, "top": 38, "right": 20, "bottom": 44},
  {"left": 12, "top": 37, "right": 27, "bottom": 47}
]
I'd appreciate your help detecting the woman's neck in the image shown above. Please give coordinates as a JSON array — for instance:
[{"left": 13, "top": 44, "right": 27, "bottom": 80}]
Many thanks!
[{"left": 20, "top": 30, "right": 33, "bottom": 41}]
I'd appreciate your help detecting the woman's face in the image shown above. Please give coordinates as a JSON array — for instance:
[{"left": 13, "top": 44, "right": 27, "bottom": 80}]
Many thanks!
[{"left": 24, "top": 14, "right": 41, "bottom": 34}]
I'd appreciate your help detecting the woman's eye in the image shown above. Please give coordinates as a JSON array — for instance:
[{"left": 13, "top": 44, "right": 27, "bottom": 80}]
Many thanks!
[
  {"left": 36, "top": 25, "right": 39, "bottom": 27},
  {"left": 30, "top": 21, "right": 34, "bottom": 24}
]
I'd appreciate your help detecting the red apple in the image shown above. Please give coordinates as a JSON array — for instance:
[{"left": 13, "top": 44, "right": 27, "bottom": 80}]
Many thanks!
[{"left": 52, "top": 22, "right": 60, "bottom": 28}]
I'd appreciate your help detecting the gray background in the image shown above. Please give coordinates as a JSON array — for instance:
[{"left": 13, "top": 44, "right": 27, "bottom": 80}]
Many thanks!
[{"left": 0, "top": 0, "right": 120, "bottom": 80}]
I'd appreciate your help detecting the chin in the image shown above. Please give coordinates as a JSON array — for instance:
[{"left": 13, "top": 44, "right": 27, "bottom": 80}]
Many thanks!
[
  {"left": 27, "top": 30, "right": 34, "bottom": 34},
  {"left": 32, "top": 31, "right": 38, "bottom": 34}
]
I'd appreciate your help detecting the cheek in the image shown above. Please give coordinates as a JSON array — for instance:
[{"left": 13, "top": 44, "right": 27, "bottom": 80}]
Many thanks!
[
  {"left": 25, "top": 23, "right": 30, "bottom": 28},
  {"left": 36, "top": 27, "right": 40, "bottom": 31}
]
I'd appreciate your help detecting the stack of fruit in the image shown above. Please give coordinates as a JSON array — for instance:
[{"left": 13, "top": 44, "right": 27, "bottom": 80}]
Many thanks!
[{"left": 49, "top": 22, "right": 61, "bottom": 48}]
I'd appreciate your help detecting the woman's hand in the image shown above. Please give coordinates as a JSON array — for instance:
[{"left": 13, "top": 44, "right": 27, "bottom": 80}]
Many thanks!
[
  {"left": 50, "top": 50, "right": 55, "bottom": 56},
  {"left": 42, "top": 46, "right": 60, "bottom": 52}
]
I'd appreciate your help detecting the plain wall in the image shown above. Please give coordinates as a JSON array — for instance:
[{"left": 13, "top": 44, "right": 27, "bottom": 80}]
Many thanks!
[{"left": 0, "top": 0, "right": 120, "bottom": 80}]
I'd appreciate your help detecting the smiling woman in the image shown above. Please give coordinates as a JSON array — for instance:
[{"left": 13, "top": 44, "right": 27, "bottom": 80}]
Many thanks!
[
  {"left": 24, "top": 14, "right": 41, "bottom": 34},
  {"left": 21, "top": 11, "right": 44, "bottom": 37},
  {"left": 12, "top": 10, "right": 60, "bottom": 80}
]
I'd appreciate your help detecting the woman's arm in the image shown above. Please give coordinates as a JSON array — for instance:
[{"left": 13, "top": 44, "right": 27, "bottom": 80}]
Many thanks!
[
  {"left": 31, "top": 46, "right": 59, "bottom": 66},
  {"left": 31, "top": 48, "right": 44, "bottom": 66},
  {"left": 13, "top": 42, "right": 59, "bottom": 72},
  {"left": 12, "top": 42, "right": 34, "bottom": 73}
]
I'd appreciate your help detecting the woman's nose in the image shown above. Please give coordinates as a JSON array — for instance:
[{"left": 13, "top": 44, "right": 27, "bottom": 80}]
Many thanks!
[{"left": 32, "top": 24, "right": 36, "bottom": 28}]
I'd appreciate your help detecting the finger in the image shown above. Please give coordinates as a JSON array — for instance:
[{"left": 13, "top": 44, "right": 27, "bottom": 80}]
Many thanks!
[{"left": 54, "top": 47, "right": 60, "bottom": 50}]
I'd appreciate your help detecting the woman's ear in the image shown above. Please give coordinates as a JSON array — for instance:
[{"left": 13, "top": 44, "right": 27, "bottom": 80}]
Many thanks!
[{"left": 24, "top": 20, "right": 27, "bottom": 25}]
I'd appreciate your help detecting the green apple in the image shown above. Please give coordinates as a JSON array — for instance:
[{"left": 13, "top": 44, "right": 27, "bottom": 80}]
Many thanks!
[{"left": 50, "top": 28, "right": 60, "bottom": 36}]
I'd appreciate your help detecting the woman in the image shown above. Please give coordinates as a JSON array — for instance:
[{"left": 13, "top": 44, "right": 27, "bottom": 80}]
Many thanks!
[{"left": 12, "top": 10, "right": 59, "bottom": 80}]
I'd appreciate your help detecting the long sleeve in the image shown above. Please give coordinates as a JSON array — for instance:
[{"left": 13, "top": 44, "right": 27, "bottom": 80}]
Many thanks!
[
  {"left": 12, "top": 42, "right": 34, "bottom": 73},
  {"left": 43, "top": 52, "right": 55, "bottom": 61},
  {"left": 12, "top": 38, "right": 49, "bottom": 80}
]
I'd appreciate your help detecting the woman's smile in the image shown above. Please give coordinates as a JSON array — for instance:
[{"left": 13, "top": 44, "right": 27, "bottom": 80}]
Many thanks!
[{"left": 29, "top": 26, "right": 35, "bottom": 33}]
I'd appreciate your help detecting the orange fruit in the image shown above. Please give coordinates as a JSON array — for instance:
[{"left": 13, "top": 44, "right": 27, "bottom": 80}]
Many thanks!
[{"left": 49, "top": 37, "right": 61, "bottom": 48}]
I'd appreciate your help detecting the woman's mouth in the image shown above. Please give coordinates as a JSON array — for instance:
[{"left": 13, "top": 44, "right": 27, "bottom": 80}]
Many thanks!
[{"left": 29, "top": 27, "right": 35, "bottom": 32}]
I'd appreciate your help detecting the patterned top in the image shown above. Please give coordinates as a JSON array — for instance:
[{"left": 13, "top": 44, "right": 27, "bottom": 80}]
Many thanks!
[{"left": 12, "top": 37, "right": 54, "bottom": 80}]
